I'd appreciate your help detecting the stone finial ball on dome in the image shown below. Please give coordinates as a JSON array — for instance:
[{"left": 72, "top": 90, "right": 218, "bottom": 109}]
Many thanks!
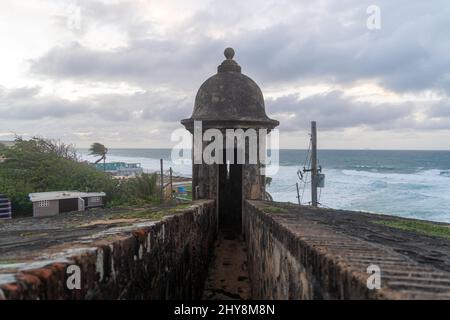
[{"left": 224, "top": 47, "right": 235, "bottom": 60}]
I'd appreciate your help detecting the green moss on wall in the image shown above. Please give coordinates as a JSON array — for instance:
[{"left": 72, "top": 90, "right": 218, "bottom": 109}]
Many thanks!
[
  {"left": 374, "top": 219, "right": 450, "bottom": 240},
  {"left": 263, "top": 206, "right": 288, "bottom": 214}
]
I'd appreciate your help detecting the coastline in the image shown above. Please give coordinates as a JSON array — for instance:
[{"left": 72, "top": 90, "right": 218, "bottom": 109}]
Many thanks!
[{"left": 80, "top": 149, "right": 450, "bottom": 223}]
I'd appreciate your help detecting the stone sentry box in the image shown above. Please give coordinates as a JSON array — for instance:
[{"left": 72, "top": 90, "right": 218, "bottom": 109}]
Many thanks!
[{"left": 181, "top": 48, "right": 279, "bottom": 238}]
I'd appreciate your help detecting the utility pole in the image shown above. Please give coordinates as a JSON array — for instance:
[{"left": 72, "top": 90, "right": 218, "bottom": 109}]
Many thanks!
[
  {"left": 169, "top": 167, "right": 173, "bottom": 200},
  {"left": 296, "top": 182, "right": 301, "bottom": 205},
  {"left": 311, "top": 121, "right": 318, "bottom": 207},
  {"left": 160, "top": 158, "right": 164, "bottom": 203}
]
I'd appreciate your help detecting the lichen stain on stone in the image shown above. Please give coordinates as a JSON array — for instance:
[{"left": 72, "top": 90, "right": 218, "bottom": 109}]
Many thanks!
[
  {"left": 161, "top": 224, "right": 165, "bottom": 241},
  {"left": 193, "top": 207, "right": 202, "bottom": 222},
  {"left": 146, "top": 232, "right": 152, "bottom": 253},
  {"left": 273, "top": 247, "right": 281, "bottom": 278},
  {"left": 211, "top": 95, "right": 220, "bottom": 103},
  {"left": 109, "top": 244, "right": 116, "bottom": 281},
  {"left": 95, "top": 249, "right": 104, "bottom": 282},
  {"left": 138, "top": 244, "right": 144, "bottom": 260}
]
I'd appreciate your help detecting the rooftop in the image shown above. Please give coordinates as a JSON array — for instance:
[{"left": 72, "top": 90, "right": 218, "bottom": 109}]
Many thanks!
[{"left": 29, "top": 191, "right": 106, "bottom": 202}]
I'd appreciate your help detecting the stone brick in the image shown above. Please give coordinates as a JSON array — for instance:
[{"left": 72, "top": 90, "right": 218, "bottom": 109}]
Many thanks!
[
  {"left": 0, "top": 200, "right": 216, "bottom": 300},
  {"left": 243, "top": 200, "right": 450, "bottom": 300}
]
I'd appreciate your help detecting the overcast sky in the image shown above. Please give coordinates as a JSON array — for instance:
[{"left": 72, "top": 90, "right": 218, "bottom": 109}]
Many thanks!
[{"left": 1, "top": 0, "right": 450, "bottom": 149}]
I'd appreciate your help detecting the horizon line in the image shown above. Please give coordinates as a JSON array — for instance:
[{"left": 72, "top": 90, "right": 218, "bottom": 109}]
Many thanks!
[{"left": 75, "top": 147, "right": 450, "bottom": 152}]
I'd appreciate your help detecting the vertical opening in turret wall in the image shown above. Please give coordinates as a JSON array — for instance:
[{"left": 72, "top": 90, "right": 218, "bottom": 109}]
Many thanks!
[{"left": 218, "top": 148, "right": 242, "bottom": 239}]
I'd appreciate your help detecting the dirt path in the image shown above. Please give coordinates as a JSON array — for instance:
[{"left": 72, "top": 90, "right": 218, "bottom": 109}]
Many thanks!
[{"left": 202, "top": 235, "right": 251, "bottom": 300}]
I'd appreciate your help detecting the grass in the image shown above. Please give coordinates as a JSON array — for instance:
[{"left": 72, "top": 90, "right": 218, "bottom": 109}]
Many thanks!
[
  {"left": 263, "top": 206, "right": 288, "bottom": 214},
  {"left": 374, "top": 219, "right": 450, "bottom": 240},
  {"left": 110, "top": 203, "right": 193, "bottom": 221},
  {"left": 173, "top": 203, "right": 192, "bottom": 210},
  {"left": 0, "top": 259, "right": 20, "bottom": 265},
  {"left": 113, "top": 210, "right": 167, "bottom": 220}
]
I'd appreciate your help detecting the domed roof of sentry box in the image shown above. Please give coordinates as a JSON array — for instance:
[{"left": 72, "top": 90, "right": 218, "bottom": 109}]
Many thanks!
[{"left": 181, "top": 48, "right": 279, "bottom": 131}]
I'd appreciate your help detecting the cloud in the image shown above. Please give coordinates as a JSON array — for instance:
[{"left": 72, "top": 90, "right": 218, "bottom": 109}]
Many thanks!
[
  {"left": 29, "top": 0, "right": 450, "bottom": 95},
  {"left": 0, "top": 86, "right": 192, "bottom": 122},
  {"left": 30, "top": 40, "right": 223, "bottom": 90},
  {"left": 429, "top": 100, "right": 450, "bottom": 118},
  {"left": 266, "top": 90, "right": 418, "bottom": 131},
  {"left": 3, "top": 0, "right": 450, "bottom": 148},
  {"left": 0, "top": 86, "right": 87, "bottom": 119}
]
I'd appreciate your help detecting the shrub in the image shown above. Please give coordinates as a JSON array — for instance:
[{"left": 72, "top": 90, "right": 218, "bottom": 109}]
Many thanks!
[{"left": 0, "top": 137, "right": 158, "bottom": 217}]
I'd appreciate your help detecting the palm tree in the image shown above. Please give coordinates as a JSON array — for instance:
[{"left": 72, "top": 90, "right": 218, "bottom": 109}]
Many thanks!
[{"left": 89, "top": 142, "right": 108, "bottom": 172}]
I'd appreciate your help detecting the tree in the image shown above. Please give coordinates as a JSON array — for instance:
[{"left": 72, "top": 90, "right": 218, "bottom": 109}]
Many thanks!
[
  {"left": 0, "top": 142, "right": 5, "bottom": 159},
  {"left": 0, "top": 137, "right": 116, "bottom": 216},
  {"left": 89, "top": 142, "right": 108, "bottom": 172},
  {"left": 0, "top": 137, "right": 160, "bottom": 217}
]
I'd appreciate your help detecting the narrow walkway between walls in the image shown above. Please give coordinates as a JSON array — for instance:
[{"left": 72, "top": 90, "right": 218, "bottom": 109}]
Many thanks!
[{"left": 202, "top": 234, "right": 251, "bottom": 300}]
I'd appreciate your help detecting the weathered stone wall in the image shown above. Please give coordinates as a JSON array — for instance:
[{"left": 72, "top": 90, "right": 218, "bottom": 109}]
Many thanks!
[
  {"left": 243, "top": 200, "right": 450, "bottom": 300},
  {"left": 0, "top": 200, "right": 216, "bottom": 300},
  {"left": 243, "top": 201, "right": 321, "bottom": 299}
]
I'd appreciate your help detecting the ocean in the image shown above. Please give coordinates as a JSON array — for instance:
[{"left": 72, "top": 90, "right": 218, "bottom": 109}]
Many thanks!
[{"left": 79, "top": 149, "right": 450, "bottom": 223}]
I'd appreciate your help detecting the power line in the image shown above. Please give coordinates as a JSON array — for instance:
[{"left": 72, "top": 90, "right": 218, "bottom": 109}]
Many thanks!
[
  {"left": 297, "top": 122, "right": 325, "bottom": 208},
  {"left": 298, "top": 134, "right": 312, "bottom": 204}
]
